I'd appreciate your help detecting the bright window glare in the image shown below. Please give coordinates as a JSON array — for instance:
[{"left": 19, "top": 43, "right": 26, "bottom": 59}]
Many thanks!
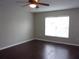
[{"left": 45, "top": 16, "right": 69, "bottom": 38}]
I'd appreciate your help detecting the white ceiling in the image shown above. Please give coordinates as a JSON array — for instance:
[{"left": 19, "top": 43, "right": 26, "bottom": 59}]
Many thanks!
[
  {"left": 32, "top": 0, "right": 79, "bottom": 12},
  {"left": 31, "top": 0, "right": 79, "bottom": 12},
  {"left": 1, "top": 0, "right": 79, "bottom": 12}
]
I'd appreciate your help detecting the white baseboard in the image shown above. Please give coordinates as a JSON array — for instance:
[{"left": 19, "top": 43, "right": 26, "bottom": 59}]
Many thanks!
[
  {"left": 35, "top": 38, "right": 79, "bottom": 46},
  {"left": 0, "top": 39, "right": 33, "bottom": 50},
  {"left": 1, "top": 38, "right": 78, "bottom": 51}
]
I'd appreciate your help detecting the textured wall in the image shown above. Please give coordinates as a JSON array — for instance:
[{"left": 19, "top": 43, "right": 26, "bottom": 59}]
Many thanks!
[{"left": 34, "top": 8, "right": 79, "bottom": 45}]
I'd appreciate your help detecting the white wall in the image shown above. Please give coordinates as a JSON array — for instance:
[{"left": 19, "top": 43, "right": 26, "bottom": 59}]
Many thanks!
[
  {"left": 34, "top": 8, "right": 79, "bottom": 45},
  {"left": 0, "top": 0, "right": 33, "bottom": 49}
]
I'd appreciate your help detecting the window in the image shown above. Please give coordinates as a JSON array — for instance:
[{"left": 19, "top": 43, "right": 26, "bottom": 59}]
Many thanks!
[{"left": 45, "top": 16, "right": 69, "bottom": 38}]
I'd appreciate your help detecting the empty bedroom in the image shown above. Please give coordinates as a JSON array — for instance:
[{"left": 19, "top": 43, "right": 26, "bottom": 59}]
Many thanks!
[{"left": 0, "top": 0, "right": 79, "bottom": 59}]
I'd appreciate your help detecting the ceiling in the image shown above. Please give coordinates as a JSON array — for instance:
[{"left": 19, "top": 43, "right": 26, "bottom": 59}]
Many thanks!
[
  {"left": 31, "top": 0, "right": 79, "bottom": 12},
  {"left": 1, "top": 0, "right": 79, "bottom": 13}
]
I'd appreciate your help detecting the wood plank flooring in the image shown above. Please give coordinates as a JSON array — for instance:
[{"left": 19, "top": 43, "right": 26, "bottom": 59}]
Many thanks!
[{"left": 0, "top": 40, "right": 79, "bottom": 59}]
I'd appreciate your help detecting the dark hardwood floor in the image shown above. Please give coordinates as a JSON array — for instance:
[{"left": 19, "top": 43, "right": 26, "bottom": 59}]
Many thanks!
[
  {"left": 0, "top": 40, "right": 35, "bottom": 59},
  {"left": 0, "top": 40, "right": 79, "bottom": 59}
]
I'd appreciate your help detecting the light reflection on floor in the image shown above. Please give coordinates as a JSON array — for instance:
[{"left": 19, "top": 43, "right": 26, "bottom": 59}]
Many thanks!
[{"left": 43, "top": 45, "right": 69, "bottom": 59}]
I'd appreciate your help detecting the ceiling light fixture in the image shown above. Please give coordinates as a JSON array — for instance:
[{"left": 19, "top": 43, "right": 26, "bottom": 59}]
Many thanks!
[
  {"left": 29, "top": 4, "right": 37, "bottom": 8},
  {"left": 35, "top": 0, "right": 38, "bottom": 2},
  {"left": 16, "top": 0, "right": 49, "bottom": 8}
]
